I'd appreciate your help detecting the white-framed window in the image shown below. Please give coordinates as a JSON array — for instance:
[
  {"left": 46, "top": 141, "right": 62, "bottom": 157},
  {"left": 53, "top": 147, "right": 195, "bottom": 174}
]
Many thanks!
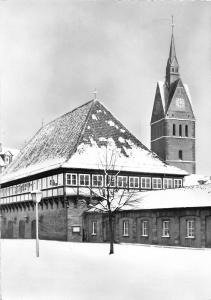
[
  {"left": 129, "top": 177, "right": 139, "bottom": 188},
  {"left": 162, "top": 220, "right": 170, "bottom": 237},
  {"left": 117, "top": 176, "right": 128, "bottom": 188},
  {"left": 174, "top": 179, "right": 183, "bottom": 188},
  {"left": 186, "top": 220, "right": 195, "bottom": 238},
  {"left": 92, "top": 221, "right": 97, "bottom": 235},
  {"left": 152, "top": 178, "right": 162, "bottom": 189},
  {"left": 123, "top": 220, "right": 129, "bottom": 236},
  {"left": 92, "top": 175, "right": 103, "bottom": 187},
  {"left": 79, "top": 174, "right": 90, "bottom": 186},
  {"left": 66, "top": 173, "right": 77, "bottom": 186},
  {"left": 106, "top": 175, "right": 116, "bottom": 187},
  {"left": 141, "top": 177, "right": 151, "bottom": 189},
  {"left": 58, "top": 173, "right": 63, "bottom": 186},
  {"left": 141, "top": 220, "right": 149, "bottom": 237},
  {"left": 50, "top": 175, "right": 58, "bottom": 186},
  {"left": 163, "top": 178, "right": 173, "bottom": 189}
]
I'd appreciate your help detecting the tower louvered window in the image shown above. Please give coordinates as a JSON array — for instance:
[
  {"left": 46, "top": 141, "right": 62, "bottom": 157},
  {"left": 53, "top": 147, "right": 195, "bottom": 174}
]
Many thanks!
[
  {"left": 173, "top": 124, "right": 176, "bottom": 136},
  {"left": 185, "top": 125, "right": 188, "bottom": 137},
  {"left": 179, "top": 124, "right": 182, "bottom": 137}
]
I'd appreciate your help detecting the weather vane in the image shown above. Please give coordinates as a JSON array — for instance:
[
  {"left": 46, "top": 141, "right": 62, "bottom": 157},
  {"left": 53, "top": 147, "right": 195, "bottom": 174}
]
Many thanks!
[
  {"left": 93, "top": 88, "right": 97, "bottom": 100},
  {"left": 171, "top": 15, "right": 175, "bottom": 33}
]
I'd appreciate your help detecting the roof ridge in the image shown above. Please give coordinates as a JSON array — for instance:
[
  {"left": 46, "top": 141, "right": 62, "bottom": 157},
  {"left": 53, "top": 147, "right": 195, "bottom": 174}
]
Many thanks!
[
  {"left": 64, "top": 99, "right": 96, "bottom": 161},
  {"left": 44, "top": 99, "right": 94, "bottom": 129}
]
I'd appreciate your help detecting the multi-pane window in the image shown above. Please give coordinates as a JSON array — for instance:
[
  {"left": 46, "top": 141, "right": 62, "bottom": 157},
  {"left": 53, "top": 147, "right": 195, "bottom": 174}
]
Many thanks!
[
  {"left": 162, "top": 220, "right": 170, "bottom": 237},
  {"left": 152, "top": 178, "right": 162, "bottom": 189},
  {"left": 186, "top": 220, "right": 195, "bottom": 238},
  {"left": 129, "top": 177, "right": 139, "bottom": 188},
  {"left": 123, "top": 220, "right": 129, "bottom": 236},
  {"left": 79, "top": 174, "right": 90, "bottom": 186},
  {"left": 141, "top": 177, "right": 151, "bottom": 189},
  {"left": 163, "top": 178, "right": 173, "bottom": 189},
  {"left": 106, "top": 175, "right": 116, "bottom": 187},
  {"left": 92, "top": 175, "right": 103, "bottom": 187},
  {"left": 141, "top": 220, "right": 149, "bottom": 237},
  {"left": 117, "top": 176, "right": 128, "bottom": 188},
  {"left": 92, "top": 221, "right": 97, "bottom": 235},
  {"left": 66, "top": 173, "right": 77, "bottom": 186},
  {"left": 174, "top": 179, "right": 182, "bottom": 188}
]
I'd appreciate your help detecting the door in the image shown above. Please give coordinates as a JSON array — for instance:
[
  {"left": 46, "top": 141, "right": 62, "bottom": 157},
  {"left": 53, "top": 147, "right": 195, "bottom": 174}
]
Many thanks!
[
  {"left": 19, "top": 220, "right": 25, "bottom": 238},
  {"left": 7, "top": 221, "right": 13, "bottom": 238},
  {"left": 206, "top": 216, "right": 211, "bottom": 247},
  {"left": 31, "top": 220, "right": 36, "bottom": 239}
]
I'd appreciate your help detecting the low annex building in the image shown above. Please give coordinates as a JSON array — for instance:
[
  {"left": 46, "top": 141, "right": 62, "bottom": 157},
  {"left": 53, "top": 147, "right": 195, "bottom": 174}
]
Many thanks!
[
  {"left": 85, "top": 184, "right": 211, "bottom": 248},
  {"left": 0, "top": 100, "right": 186, "bottom": 241}
]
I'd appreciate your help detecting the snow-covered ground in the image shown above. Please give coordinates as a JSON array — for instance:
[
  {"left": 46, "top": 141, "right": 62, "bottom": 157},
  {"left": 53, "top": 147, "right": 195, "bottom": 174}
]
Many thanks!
[{"left": 1, "top": 240, "right": 211, "bottom": 300}]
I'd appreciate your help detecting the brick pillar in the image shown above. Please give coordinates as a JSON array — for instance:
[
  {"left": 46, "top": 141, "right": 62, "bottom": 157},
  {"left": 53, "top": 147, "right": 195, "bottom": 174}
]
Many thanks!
[{"left": 152, "top": 215, "right": 157, "bottom": 244}]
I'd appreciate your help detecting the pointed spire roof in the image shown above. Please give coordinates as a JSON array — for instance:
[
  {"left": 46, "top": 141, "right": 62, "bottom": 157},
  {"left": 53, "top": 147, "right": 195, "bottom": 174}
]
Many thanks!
[
  {"left": 168, "top": 32, "right": 178, "bottom": 66},
  {"left": 165, "top": 16, "right": 180, "bottom": 87}
]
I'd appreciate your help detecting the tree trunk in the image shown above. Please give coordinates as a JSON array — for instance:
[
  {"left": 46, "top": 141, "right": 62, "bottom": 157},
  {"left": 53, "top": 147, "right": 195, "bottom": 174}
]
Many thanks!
[{"left": 108, "top": 212, "right": 114, "bottom": 255}]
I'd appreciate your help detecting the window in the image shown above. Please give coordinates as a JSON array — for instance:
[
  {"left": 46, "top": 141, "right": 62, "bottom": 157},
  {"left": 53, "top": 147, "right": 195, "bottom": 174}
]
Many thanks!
[
  {"left": 174, "top": 179, "right": 183, "bottom": 188},
  {"left": 141, "top": 220, "right": 149, "bottom": 237},
  {"left": 186, "top": 220, "right": 195, "bottom": 238},
  {"left": 106, "top": 175, "right": 116, "bottom": 187},
  {"left": 179, "top": 124, "right": 182, "bottom": 137},
  {"left": 152, "top": 178, "right": 162, "bottom": 189},
  {"left": 129, "top": 177, "right": 139, "bottom": 188},
  {"left": 163, "top": 178, "right": 173, "bottom": 189},
  {"left": 92, "top": 175, "right": 103, "bottom": 187},
  {"left": 92, "top": 221, "right": 97, "bottom": 235},
  {"left": 179, "top": 150, "right": 183, "bottom": 160},
  {"left": 185, "top": 125, "right": 188, "bottom": 137},
  {"left": 173, "top": 124, "right": 176, "bottom": 136},
  {"left": 162, "top": 220, "right": 170, "bottom": 237},
  {"left": 123, "top": 220, "right": 129, "bottom": 236},
  {"left": 117, "top": 176, "right": 128, "bottom": 188},
  {"left": 141, "top": 177, "right": 151, "bottom": 189},
  {"left": 79, "top": 174, "right": 90, "bottom": 186},
  {"left": 66, "top": 173, "right": 77, "bottom": 185}
]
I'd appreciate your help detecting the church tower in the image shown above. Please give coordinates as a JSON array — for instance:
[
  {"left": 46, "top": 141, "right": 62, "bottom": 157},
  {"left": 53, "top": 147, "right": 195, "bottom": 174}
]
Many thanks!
[{"left": 150, "top": 18, "right": 196, "bottom": 174}]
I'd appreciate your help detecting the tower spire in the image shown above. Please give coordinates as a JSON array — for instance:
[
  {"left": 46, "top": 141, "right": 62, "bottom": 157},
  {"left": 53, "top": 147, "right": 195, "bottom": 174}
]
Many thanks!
[{"left": 165, "top": 16, "right": 180, "bottom": 88}]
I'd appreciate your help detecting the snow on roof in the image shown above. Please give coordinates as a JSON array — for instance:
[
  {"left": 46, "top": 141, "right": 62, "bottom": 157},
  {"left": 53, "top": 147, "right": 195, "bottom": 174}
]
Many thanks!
[
  {"left": 88, "top": 184, "right": 211, "bottom": 212},
  {"left": 1, "top": 99, "right": 187, "bottom": 184},
  {"left": 184, "top": 174, "right": 211, "bottom": 187},
  {"left": 0, "top": 147, "right": 19, "bottom": 157}
]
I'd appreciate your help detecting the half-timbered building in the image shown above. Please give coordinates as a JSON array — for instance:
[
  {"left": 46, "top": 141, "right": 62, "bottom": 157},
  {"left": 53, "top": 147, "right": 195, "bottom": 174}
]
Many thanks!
[{"left": 0, "top": 99, "right": 186, "bottom": 241}]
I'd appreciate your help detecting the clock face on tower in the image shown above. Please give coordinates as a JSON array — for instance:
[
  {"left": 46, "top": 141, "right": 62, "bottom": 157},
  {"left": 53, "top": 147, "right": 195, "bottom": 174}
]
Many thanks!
[{"left": 176, "top": 97, "right": 185, "bottom": 109}]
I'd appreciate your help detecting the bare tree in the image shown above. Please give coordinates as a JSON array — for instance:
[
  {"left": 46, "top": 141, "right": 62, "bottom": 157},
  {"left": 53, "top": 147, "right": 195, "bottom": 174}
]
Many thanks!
[{"left": 88, "top": 143, "right": 137, "bottom": 255}]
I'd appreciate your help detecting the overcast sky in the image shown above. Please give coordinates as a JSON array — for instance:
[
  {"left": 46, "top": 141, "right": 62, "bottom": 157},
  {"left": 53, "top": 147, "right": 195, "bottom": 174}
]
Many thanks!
[{"left": 0, "top": 1, "right": 210, "bottom": 175}]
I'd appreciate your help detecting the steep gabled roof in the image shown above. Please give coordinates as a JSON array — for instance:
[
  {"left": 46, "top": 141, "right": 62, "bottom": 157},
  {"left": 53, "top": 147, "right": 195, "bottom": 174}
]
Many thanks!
[{"left": 1, "top": 99, "right": 187, "bottom": 183}]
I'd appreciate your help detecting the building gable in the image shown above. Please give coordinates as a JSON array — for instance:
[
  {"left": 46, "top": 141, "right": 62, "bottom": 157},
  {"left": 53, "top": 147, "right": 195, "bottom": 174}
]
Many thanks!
[
  {"left": 151, "top": 83, "right": 165, "bottom": 123},
  {"left": 166, "top": 79, "right": 195, "bottom": 119}
]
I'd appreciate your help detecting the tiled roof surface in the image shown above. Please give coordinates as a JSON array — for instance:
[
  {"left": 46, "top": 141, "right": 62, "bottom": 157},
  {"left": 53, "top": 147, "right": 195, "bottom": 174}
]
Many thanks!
[
  {"left": 4, "top": 100, "right": 93, "bottom": 174},
  {"left": 1, "top": 99, "right": 187, "bottom": 183}
]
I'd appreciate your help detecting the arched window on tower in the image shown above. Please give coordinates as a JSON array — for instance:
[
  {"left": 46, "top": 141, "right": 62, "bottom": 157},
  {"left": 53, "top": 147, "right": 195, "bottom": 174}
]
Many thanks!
[
  {"left": 179, "top": 150, "right": 183, "bottom": 160},
  {"left": 185, "top": 125, "right": 188, "bottom": 137},
  {"left": 173, "top": 124, "right": 176, "bottom": 136},
  {"left": 179, "top": 124, "right": 182, "bottom": 137}
]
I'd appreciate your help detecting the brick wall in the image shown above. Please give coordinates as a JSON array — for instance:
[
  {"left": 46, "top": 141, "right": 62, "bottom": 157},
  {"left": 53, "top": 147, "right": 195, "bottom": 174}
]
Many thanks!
[
  {"left": 85, "top": 208, "right": 211, "bottom": 248},
  {"left": 1, "top": 199, "right": 67, "bottom": 241}
]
